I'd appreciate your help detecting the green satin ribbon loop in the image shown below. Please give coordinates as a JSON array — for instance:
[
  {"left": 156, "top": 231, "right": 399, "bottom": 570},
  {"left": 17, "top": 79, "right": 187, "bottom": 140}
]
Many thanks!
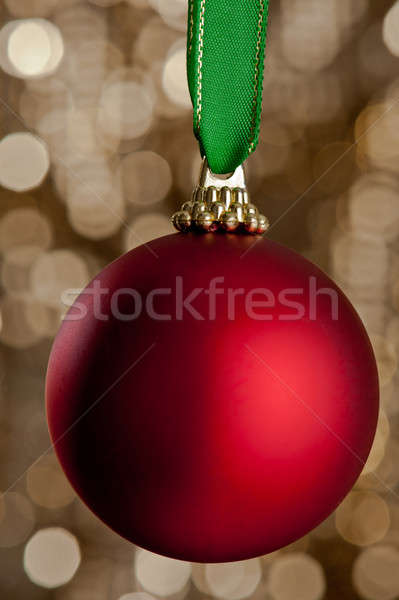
[{"left": 187, "top": 0, "right": 269, "bottom": 174}]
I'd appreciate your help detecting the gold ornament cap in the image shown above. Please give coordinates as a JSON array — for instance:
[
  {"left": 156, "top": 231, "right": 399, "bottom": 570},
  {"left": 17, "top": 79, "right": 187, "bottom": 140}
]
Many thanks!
[{"left": 172, "top": 158, "right": 269, "bottom": 235}]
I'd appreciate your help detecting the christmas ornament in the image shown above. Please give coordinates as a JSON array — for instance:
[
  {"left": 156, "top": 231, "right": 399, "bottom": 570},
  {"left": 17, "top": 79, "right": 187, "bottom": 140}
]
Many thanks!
[{"left": 46, "top": 0, "right": 379, "bottom": 563}]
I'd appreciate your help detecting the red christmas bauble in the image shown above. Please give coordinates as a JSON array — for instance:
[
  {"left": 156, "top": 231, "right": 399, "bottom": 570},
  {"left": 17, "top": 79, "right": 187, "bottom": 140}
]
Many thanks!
[{"left": 46, "top": 233, "right": 378, "bottom": 562}]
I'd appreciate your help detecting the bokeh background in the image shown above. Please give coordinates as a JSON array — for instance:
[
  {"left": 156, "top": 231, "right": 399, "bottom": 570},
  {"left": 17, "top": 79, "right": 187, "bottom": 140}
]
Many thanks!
[{"left": 0, "top": 0, "right": 398, "bottom": 598}]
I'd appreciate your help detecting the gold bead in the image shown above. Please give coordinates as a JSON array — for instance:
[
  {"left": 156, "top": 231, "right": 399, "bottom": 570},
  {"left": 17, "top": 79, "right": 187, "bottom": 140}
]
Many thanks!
[
  {"left": 172, "top": 210, "right": 191, "bottom": 232},
  {"left": 230, "top": 201, "right": 245, "bottom": 222},
  {"left": 244, "top": 214, "right": 258, "bottom": 234},
  {"left": 257, "top": 214, "right": 270, "bottom": 234},
  {"left": 221, "top": 211, "right": 239, "bottom": 232},
  {"left": 210, "top": 201, "right": 225, "bottom": 220},
  {"left": 246, "top": 203, "right": 258, "bottom": 216},
  {"left": 196, "top": 211, "right": 217, "bottom": 232},
  {"left": 233, "top": 188, "right": 245, "bottom": 205},
  {"left": 192, "top": 201, "right": 207, "bottom": 219},
  {"left": 220, "top": 186, "right": 232, "bottom": 210},
  {"left": 181, "top": 201, "right": 194, "bottom": 213},
  {"left": 195, "top": 187, "right": 206, "bottom": 203},
  {"left": 206, "top": 186, "right": 219, "bottom": 205}
]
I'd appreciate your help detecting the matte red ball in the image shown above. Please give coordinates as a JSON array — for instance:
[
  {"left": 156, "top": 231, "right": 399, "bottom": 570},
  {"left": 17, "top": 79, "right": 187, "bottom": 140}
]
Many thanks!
[{"left": 46, "top": 233, "right": 378, "bottom": 562}]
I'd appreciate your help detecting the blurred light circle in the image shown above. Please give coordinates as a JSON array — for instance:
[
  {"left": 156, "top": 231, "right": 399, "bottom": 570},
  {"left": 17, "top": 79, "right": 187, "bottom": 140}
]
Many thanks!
[
  {"left": 312, "top": 514, "right": 336, "bottom": 540},
  {"left": 24, "top": 301, "right": 63, "bottom": 338},
  {"left": 27, "top": 454, "right": 75, "bottom": 509},
  {"left": 30, "top": 250, "right": 89, "bottom": 309},
  {"left": 1, "top": 19, "right": 64, "bottom": 79},
  {"left": 331, "top": 234, "right": 388, "bottom": 290},
  {"left": 75, "top": 39, "right": 124, "bottom": 75},
  {"left": 64, "top": 162, "right": 125, "bottom": 240},
  {"left": 39, "top": 21, "right": 64, "bottom": 75},
  {"left": 1, "top": 245, "right": 43, "bottom": 298},
  {"left": 172, "top": 137, "right": 201, "bottom": 192},
  {"left": 383, "top": 2, "right": 399, "bottom": 57},
  {"left": 0, "top": 492, "right": 35, "bottom": 548},
  {"left": 22, "top": 84, "right": 71, "bottom": 132},
  {"left": 65, "top": 173, "right": 124, "bottom": 220},
  {"left": 162, "top": 40, "right": 191, "bottom": 108},
  {"left": 124, "top": 213, "right": 175, "bottom": 251},
  {"left": 4, "top": 0, "right": 59, "bottom": 17},
  {"left": 280, "top": 0, "right": 340, "bottom": 72},
  {"left": 357, "top": 21, "right": 399, "bottom": 91},
  {"left": 349, "top": 176, "right": 399, "bottom": 241},
  {"left": 119, "top": 151, "right": 172, "bottom": 206},
  {"left": 98, "top": 80, "right": 155, "bottom": 140},
  {"left": 306, "top": 73, "right": 343, "bottom": 123},
  {"left": 383, "top": 501, "right": 399, "bottom": 546},
  {"left": 335, "top": 491, "right": 390, "bottom": 546},
  {"left": 64, "top": 109, "right": 107, "bottom": 160},
  {"left": 134, "top": 549, "right": 191, "bottom": 596},
  {"left": 379, "top": 376, "right": 398, "bottom": 417},
  {"left": 336, "top": 0, "right": 369, "bottom": 34},
  {"left": 119, "top": 594, "right": 156, "bottom": 600},
  {"left": 353, "top": 545, "right": 399, "bottom": 600},
  {"left": 0, "top": 133, "right": 49, "bottom": 192},
  {"left": 206, "top": 563, "right": 245, "bottom": 598},
  {"left": 192, "top": 564, "right": 210, "bottom": 594},
  {"left": 268, "top": 553, "right": 326, "bottom": 600},
  {"left": 128, "top": 0, "right": 149, "bottom": 6},
  {"left": 386, "top": 315, "right": 399, "bottom": 357},
  {"left": 0, "top": 208, "right": 52, "bottom": 254},
  {"left": 154, "top": 62, "right": 189, "bottom": 118},
  {"left": 355, "top": 102, "right": 399, "bottom": 172},
  {"left": 62, "top": 39, "right": 124, "bottom": 106},
  {"left": 36, "top": 108, "right": 68, "bottom": 153},
  {"left": 205, "top": 559, "right": 262, "bottom": 599},
  {"left": 68, "top": 210, "right": 123, "bottom": 241},
  {"left": 362, "top": 411, "right": 390, "bottom": 475},
  {"left": 8, "top": 21, "right": 50, "bottom": 76},
  {"left": 53, "top": 3, "right": 106, "bottom": 43},
  {"left": 385, "top": 77, "right": 399, "bottom": 105},
  {"left": 391, "top": 281, "right": 399, "bottom": 317},
  {"left": 264, "top": 66, "right": 342, "bottom": 125},
  {"left": 0, "top": 295, "right": 42, "bottom": 349},
  {"left": 377, "top": 439, "right": 399, "bottom": 490},
  {"left": 370, "top": 334, "right": 397, "bottom": 387},
  {"left": 24, "top": 527, "right": 81, "bottom": 588},
  {"left": 350, "top": 302, "right": 385, "bottom": 337},
  {"left": 133, "top": 16, "right": 180, "bottom": 67},
  {"left": 150, "top": 0, "right": 187, "bottom": 31},
  {"left": 62, "top": 158, "right": 116, "bottom": 204},
  {"left": 26, "top": 72, "right": 69, "bottom": 97}
]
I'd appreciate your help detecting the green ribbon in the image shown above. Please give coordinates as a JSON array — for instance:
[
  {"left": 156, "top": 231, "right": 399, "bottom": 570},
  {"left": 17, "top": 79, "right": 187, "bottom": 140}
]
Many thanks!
[{"left": 187, "top": 0, "right": 269, "bottom": 174}]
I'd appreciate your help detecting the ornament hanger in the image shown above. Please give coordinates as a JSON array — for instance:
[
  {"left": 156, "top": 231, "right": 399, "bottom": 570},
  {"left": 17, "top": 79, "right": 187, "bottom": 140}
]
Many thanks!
[{"left": 172, "top": 0, "right": 270, "bottom": 236}]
